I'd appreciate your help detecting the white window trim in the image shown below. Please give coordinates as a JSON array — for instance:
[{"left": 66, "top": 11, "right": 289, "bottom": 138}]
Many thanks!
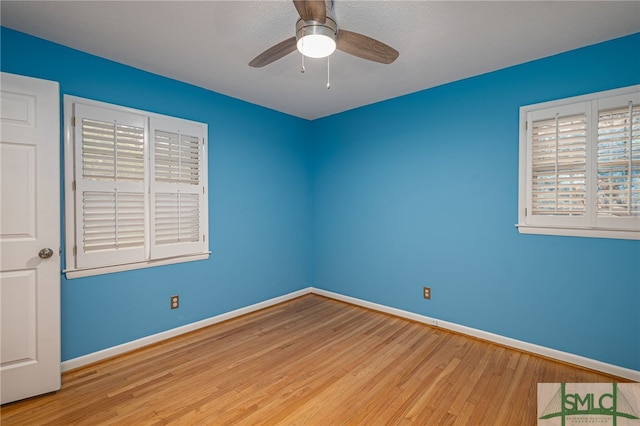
[
  {"left": 63, "top": 95, "right": 210, "bottom": 278},
  {"left": 517, "top": 85, "right": 640, "bottom": 240},
  {"left": 64, "top": 253, "right": 210, "bottom": 279}
]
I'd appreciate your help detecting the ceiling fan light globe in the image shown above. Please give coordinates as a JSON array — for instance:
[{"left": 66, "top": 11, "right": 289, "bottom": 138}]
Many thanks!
[{"left": 297, "top": 34, "right": 336, "bottom": 58}]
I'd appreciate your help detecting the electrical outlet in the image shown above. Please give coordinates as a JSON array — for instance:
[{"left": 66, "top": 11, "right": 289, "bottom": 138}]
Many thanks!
[
  {"left": 170, "top": 295, "right": 179, "bottom": 309},
  {"left": 423, "top": 287, "right": 431, "bottom": 300}
]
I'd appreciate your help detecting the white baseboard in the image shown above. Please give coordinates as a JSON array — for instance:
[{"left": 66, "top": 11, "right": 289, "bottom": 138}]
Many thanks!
[
  {"left": 310, "top": 287, "right": 640, "bottom": 382},
  {"left": 61, "top": 288, "right": 312, "bottom": 372},
  {"left": 62, "top": 286, "right": 639, "bottom": 382}
]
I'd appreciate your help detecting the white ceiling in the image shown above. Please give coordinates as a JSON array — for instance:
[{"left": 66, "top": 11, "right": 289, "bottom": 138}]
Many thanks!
[{"left": 2, "top": 1, "right": 639, "bottom": 120}]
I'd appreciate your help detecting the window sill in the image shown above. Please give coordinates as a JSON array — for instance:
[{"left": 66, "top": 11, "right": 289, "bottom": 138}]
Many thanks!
[
  {"left": 516, "top": 224, "right": 639, "bottom": 240},
  {"left": 64, "top": 252, "right": 211, "bottom": 279}
]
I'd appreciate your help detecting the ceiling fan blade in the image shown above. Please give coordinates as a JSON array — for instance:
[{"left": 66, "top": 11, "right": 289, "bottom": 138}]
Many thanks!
[
  {"left": 293, "top": 0, "right": 326, "bottom": 23},
  {"left": 249, "top": 37, "right": 298, "bottom": 68},
  {"left": 336, "top": 29, "right": 399, "bottom": 64}
]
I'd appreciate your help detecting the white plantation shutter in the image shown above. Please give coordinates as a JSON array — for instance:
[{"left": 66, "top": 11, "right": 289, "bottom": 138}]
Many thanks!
[
  {"left": 531, "top": 113, "right": 587, "bottom": 216},
  {"left": 65, "top": 97, "right": 209, "bottom": 277},
  {"left": 519, "top": 86, "right": 640, "bottom": 239},
  {"left": 150, "top": 116, "right": 207, "bottom": 258},
  {"left": 73, "top": 104, "right": 147, "bottom": 268},
  {"left": 526, "top": 103, "right": 590, "bottom": 228},
  {"left": 595, "top": 93, "right": 640, "bottom": 230}
]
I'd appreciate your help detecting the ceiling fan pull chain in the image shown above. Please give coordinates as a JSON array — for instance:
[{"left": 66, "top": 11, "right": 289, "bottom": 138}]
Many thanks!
[
  {"left": 327, "top": 55, "right": 331, "bottom": 89},
  {"left": 301, "top": 39, "right": 306, "bottom": 73}
]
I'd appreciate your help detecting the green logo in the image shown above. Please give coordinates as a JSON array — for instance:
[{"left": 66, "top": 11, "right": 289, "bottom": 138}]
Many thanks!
[{"left": 538, "top": 383, "right": 640, "bottom": 426}]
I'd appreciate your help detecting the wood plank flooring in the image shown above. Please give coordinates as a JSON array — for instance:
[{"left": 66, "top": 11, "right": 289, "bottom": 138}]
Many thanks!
[{"left": 1, "top": 294, "right": 629, "bottom": 425}]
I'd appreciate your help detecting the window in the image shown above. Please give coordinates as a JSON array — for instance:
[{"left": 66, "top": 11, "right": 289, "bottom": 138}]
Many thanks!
[
  {"left": 518, "top": 85, "right": 639, "bottom": 240},
  {"left": 64, "top": 96, "right": 209, "bottom": 278}
]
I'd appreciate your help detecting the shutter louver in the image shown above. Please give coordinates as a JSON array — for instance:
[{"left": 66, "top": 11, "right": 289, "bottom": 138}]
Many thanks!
[
  {"left": 82, "top": 191, "right": 145, "bottom": 252},
  {"left": 531, "top": 113, "right": 587, "bottom": 216},
  {"left": 155, "top": 130, "right": 200, "bottom": 185},
  {"left": 82, "top": 118, "right": 144, "bottom": 182},
  {"left": 597, "top": 103, "right": 640, "bottom": 217},
  {"left": 155, "top": 192, "right": 200, "bottom": 244}
]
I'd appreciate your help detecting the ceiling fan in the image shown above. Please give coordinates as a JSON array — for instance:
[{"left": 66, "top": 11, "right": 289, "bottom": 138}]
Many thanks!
[{"left": 249, "top": 0, "right": 399, "bottom": 68}]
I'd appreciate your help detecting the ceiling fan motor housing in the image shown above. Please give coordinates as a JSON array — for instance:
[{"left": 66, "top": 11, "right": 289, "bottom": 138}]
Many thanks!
[{"left": 295, "top": 15, "right": 338, "bottom": 58}]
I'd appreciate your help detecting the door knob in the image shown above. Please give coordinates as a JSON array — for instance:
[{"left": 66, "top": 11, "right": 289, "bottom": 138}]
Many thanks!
[{"left": 38, "top": 248, "right": 54, "bottom": 259}]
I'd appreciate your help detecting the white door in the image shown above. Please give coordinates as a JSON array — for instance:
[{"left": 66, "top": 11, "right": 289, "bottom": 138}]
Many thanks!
[{"left": 1, "top": 72, "right": 60, "bottom": 404}]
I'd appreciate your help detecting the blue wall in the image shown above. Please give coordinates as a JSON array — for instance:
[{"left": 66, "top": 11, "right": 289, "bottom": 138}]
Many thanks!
[
  {"left": 2, "top": 27, "right": 639, "bottom": 371},
  {"left": 1, "top": 27, "right": 311, "bottom": 361},
  {"left": 311, "top": 33, "right": 640, "bottom": 371}
]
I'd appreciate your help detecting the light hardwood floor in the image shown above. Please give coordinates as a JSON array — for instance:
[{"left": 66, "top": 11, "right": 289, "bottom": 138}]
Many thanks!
[{"left": 1, "top": 294, "right": 628, "bottom": 425}]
